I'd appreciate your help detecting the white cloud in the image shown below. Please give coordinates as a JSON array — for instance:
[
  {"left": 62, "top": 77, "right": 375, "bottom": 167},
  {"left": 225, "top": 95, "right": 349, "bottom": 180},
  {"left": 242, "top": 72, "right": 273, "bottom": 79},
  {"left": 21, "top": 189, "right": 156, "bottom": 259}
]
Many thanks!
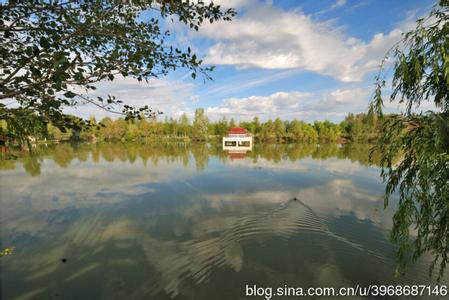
[
  {"left": 196, "top": 3, "right": 412, "bottom": 82},
  {"left": 304, "top": 87, "right": 370, "bottom": 114},
  {"left": 64, "top": 77, "right": 196, "bottom": 120},
  {"left": 204, "top": 83, "right": 441, "bottom": 122},
  {"left": 0, "top": 158, "right": 197, "bottom": 218},
  {"left": 205, "top": 87, "right": 372, "bottom": 121},
  {"left": 317, "top": 0, "right": 348, "bottom": 15},
  {"left": 331, "top": 0, "right": 347, "bottom": 10},
  {"left": 54, "top": 76, "right": 438, "bottom": 123},
  {"left": 205, "top": 90, "right": 313, "bottom": 120}
]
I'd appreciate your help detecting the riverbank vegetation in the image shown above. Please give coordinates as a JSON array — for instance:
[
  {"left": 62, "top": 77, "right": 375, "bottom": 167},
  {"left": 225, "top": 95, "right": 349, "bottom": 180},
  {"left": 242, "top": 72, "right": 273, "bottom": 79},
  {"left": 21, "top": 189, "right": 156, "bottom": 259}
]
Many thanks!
[{"left": 1, "top": 109, "right": 382, "bottom": 145}]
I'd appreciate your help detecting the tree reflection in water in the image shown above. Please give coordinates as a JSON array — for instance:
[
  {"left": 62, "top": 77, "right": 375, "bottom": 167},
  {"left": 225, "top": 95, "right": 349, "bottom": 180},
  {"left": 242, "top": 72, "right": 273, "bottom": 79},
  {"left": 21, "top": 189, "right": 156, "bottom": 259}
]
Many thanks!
[{"left": 0, "top": 142, "right": 382, "bottom": 176}]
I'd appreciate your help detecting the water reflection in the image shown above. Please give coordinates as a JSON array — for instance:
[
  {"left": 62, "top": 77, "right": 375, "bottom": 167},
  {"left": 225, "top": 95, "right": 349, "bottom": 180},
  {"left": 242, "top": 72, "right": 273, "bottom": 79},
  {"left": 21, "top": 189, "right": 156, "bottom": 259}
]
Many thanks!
[
  {"left": 0, "top": 142, "right": 380, "bottom": 176},
  {"left": 0, "top": 142, "right": 446, "bottom": 299}
]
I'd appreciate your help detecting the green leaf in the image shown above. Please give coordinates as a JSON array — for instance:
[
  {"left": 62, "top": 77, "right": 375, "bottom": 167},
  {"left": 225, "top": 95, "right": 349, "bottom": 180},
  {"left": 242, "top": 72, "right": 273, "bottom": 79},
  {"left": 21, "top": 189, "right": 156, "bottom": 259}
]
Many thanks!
[{"left": 64, "top": 91, "right": 77, "bottom": 98}]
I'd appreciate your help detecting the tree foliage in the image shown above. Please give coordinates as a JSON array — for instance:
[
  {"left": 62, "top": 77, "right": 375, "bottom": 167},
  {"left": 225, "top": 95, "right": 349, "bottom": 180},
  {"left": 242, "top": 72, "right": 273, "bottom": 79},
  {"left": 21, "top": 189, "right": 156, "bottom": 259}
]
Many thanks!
[
  {"left": 340, "top": 113, "right": 380, "bottom": 142},
  {"left": 369, "top": 0, "right": 448, "bottom": 280},
  {"left": 2, "top": 110, "right": 368, "bottom": 143},
  {"left": 313, "top": 120, "right": 340, "bottom": 142},
  {"left": 0, "top": 0, "right": 235, "bottom": 143},
  {"left": 192, "top": 108, "right": 209, "bottom": 141}
]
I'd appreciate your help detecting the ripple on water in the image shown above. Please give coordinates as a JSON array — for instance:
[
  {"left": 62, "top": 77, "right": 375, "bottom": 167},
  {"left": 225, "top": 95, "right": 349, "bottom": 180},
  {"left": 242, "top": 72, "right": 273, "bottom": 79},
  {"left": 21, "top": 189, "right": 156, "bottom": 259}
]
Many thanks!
[{"left": 133, "top": 197, "right": 387, "bottom": 298}]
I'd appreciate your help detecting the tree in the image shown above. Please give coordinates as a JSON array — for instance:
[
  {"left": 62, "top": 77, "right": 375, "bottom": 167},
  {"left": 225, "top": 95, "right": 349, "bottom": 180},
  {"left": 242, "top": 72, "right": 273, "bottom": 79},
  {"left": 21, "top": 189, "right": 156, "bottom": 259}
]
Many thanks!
[
  {"left": 47, "top": 122, "right": 65, "bottom": 141},
  {"left": 260, "top": 119, "right": 275, "bottom": 141},
  {"left": 214, "top": 117, "right": 228, "bottom": 136},
  {"left": 302, "top": 123, "right": 318, "bottom": 142},
  {"left": 273, "top": 117, "right": 286, "bottom": 141},
  {"left": 252, "top": 116, "right": 261, "bottom": 136},
  {"left": 192, "top": 108, "right": 209, "bottom": 141},
  {"left": 137, "top": 119, "right": 151, "bottom": 139},
  {"left": 340, "top": 113, "right": 379, "bottom": 142},
  {"left": 166, "top": 117, "right": 178, "bottom": 137},
  {"left": 0, "top": 1, "right": 235, "bottom": 143},
  {"left": 79, "top": 116, "right": 98, "bottom": 141},
  {"left": 179, "top": 113, "right": 190, "bottom": 137},
  {"left": 125, "top": 122, "right": 140, "bottom": 141},
  {"left": 369, "top": 0, "right": 448, "bottom": 280},
  {"left": 288, "top": 119, "right": 302, "bottom": 141},
  {"left": 313, "top": 120, "right": 339, "bottom": 142},
  {"left": 229, "top": 118, "right": 237, "bottom": 128}
]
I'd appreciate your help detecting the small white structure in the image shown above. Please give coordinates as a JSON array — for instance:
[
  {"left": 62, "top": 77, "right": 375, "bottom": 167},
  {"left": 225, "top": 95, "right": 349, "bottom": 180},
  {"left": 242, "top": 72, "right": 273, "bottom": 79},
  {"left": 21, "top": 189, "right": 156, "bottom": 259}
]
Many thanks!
[{"left": 223, "top": 127, "right": 252, "bottom": 151}]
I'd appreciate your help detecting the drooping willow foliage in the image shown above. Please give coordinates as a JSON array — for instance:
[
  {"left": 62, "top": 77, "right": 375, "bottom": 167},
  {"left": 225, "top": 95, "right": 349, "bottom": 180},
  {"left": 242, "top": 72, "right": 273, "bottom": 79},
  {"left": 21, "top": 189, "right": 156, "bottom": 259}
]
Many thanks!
[{"left": 369, "top": 0, "right": 448, "bottom": 281}]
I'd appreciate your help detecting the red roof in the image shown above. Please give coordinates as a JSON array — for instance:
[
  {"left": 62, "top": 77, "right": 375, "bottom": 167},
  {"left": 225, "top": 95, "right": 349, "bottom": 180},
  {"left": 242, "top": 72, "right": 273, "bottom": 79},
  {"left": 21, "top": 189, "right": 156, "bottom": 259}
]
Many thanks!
[{"left": 228, "top": 127, "right": 247, "bottom": 134}]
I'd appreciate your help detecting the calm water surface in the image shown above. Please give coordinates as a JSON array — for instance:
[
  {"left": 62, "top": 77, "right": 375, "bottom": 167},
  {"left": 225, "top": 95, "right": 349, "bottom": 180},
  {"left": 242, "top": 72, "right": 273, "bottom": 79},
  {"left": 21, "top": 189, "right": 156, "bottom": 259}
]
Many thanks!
[{"left": 0, "top": 143, "right": 447, "bottom": 299}]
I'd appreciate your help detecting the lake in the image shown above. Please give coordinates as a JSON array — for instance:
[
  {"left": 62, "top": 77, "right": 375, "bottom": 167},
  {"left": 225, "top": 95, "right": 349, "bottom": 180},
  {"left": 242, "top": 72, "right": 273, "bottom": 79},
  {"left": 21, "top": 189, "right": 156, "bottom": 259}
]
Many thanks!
[{"left": 0, "top": 142, "right": 447, "bottom": 299}]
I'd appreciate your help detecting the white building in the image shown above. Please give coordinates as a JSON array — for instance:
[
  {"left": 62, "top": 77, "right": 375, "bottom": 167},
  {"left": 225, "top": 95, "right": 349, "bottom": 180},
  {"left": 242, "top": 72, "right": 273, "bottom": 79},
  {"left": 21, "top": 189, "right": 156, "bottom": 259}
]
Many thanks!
[{"left": 222, "top": 127, "right": 252, "bottom": 151}]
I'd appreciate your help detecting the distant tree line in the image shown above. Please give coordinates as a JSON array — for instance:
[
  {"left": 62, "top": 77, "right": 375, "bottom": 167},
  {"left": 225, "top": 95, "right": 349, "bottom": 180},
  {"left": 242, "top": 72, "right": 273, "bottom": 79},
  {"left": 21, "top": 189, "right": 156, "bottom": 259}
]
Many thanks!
[{"left": 1, "top": 108, "right": 383, "bottom": 145}]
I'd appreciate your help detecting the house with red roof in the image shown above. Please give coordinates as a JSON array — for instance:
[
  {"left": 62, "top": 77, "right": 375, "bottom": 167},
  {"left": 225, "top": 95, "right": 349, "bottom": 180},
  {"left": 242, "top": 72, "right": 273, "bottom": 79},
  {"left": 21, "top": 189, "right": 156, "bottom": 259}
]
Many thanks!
[{"left": 223, "top": 127, "right": 252, "bottom": 152}]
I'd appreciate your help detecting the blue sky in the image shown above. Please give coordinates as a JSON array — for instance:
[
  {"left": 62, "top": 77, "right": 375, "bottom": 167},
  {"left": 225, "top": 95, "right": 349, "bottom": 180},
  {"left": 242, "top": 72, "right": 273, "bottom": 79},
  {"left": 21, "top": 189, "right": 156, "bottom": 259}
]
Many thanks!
[{"left": 71, "top": 0, "right": 436, "bottom": 122}]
